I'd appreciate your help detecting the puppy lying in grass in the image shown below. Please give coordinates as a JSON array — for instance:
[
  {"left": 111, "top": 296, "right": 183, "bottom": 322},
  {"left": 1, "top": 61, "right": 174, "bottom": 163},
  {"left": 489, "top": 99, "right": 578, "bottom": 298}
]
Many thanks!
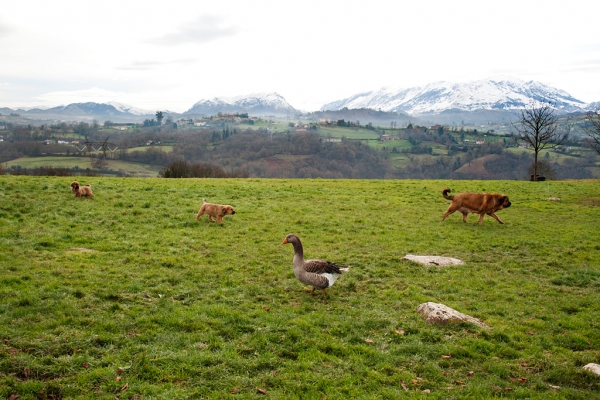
[
  {"left": 196, "top": 199, "right": 236, "bottom": 223},
  {"left": 71, "top": 181, "right": 94, "bottom": 198}
]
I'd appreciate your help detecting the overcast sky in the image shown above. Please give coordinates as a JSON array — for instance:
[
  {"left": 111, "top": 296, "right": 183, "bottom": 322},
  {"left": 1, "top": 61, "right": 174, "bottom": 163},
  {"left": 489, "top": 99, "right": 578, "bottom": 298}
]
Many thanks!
[{"left": 1, "top": 0, "right": 599, "bottom": 112}]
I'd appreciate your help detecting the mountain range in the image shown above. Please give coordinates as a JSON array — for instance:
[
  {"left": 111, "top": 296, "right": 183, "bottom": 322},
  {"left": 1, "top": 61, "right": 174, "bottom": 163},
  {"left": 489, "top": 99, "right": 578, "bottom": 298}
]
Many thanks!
[
  {"left": 321, "top": 77, "right": 589, "bottom": 114},
  {"left": 1, "top": 77, "right": 598, "bottom": 124}
]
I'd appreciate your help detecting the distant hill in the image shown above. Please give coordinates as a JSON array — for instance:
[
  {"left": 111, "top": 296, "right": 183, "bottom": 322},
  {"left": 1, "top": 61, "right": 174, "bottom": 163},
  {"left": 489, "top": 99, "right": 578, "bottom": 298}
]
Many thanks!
[
  {"left": 305, "top": 108, "right": 428, "bottom": 127},
  {"left": 1, "top": 102, "right": 154, "bottom": 123}
]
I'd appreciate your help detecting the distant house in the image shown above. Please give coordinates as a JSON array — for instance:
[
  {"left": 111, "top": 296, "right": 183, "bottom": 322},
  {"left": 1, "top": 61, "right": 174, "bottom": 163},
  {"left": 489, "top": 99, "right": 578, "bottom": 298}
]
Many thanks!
[
  {"left": 114, "top": 126, "right": 127, "bottom": 131},
  {"left": 43, "top": 139, "right": 53, "bottom": 145},
  {"left": 295, "top": 129, "right": 307, "bottom": 133},
  {"left": 71, "top": 140, "right": 80, "bottom": 145},
  {"left": 321, "top": 137, "right": 342, "bottom": 143},
  {"left": 380, "top": 134, "right": 391, "bottom": 141},
  {"left": 475, "top": 140, "right": 485, "bottom": 145}
]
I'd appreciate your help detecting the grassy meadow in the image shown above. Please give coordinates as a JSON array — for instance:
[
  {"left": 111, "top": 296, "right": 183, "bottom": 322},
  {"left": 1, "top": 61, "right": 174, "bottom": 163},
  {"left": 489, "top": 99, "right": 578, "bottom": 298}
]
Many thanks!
[
  {"left": 1, "top": 176, "right": 599, "bottom": 399},
  {"left": 4, "top": 157, "right": 162, "bottom": 177}
]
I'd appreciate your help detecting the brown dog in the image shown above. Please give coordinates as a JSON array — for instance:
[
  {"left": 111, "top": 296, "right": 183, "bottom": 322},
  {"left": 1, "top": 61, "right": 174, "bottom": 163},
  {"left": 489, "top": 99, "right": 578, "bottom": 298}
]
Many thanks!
[
  {"left": 441, "top": 188, "right": 511, "bottom": 224},
  {"left": 71, "top": 181, "right": 94, "bottom": 198},
  {"left": 196, "top": 198, "right": 236, "bottom": 223}
]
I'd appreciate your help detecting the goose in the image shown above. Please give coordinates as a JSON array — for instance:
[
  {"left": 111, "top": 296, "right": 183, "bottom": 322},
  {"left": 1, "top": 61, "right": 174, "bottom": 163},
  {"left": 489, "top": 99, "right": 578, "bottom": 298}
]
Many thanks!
[{"left": 281, "top": 234, "right": 349, "bottom": 295}]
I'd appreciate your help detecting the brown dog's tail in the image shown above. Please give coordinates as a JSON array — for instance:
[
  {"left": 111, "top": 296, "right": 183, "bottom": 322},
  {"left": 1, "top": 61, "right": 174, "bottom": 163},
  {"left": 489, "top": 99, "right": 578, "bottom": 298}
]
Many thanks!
[{"left": 442, "top": 188, "right": 454, "bottom": 200}]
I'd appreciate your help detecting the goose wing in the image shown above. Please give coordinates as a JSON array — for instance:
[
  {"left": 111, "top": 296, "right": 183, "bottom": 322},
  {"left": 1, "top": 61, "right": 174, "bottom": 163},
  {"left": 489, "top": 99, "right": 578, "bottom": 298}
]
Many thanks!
[{"left": 303, "top": 259, "right": 344, "bottom": 275}]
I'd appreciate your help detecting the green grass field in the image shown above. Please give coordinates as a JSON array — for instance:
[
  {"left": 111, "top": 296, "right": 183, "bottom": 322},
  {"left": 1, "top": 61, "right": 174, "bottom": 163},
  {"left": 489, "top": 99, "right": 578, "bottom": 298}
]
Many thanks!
[
  {"left": 124, "top": 146, "right": 173, "bottom": 153},
  {"left": 4, "top": 157, "right": 162, "bottom": 177},
  {"left": 1, "top": 177, "right": 599, "bottom": 399},
  {"left": 317, "top": 127, "right": 380, "bottom": 140}
]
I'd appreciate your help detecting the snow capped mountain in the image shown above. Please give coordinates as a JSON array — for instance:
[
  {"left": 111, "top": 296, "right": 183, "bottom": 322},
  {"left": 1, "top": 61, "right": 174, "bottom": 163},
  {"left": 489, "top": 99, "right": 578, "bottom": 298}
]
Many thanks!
[
  {"left": 321, "top": 77, "right": 587, "bottom": 115},
  {"left": 585, "top": 101, "right": 600, "bottom": 111},
  {"left": 186, "top": 92, "right": 298, "bottom": 116},
  {"left": 107, "top": 101, "right": 154, "bottom": 116}
]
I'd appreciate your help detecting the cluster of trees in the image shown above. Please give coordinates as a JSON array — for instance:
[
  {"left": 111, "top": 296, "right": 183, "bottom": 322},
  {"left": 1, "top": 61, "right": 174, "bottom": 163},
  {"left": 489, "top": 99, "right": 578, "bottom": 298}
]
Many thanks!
[
  {"left": 161, "top": 160, "right": 248, "bottom": 178},
  {"left": 159, "top": 130, "right": 393, "bottom": 179}
]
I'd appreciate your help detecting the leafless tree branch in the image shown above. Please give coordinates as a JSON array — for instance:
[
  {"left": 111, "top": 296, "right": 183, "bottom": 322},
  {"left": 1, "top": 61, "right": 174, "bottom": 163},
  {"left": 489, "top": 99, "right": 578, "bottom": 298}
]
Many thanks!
[
  {"left": 511, "top": 102, "right": 570, "bottom": 181},
  {"left": 584, "top": 111, "right": 600, "bottom": 154}
]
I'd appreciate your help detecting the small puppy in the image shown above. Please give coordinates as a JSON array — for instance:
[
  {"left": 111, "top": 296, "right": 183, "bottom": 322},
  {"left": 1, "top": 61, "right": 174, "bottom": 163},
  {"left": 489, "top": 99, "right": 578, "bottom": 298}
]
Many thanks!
[
  {"left": 441, "top": 188, "right": 511, "bottom": 224},
  {"left": 196, "top": 198, "right": 235, "bottom": 223},
  {"left": 71, "top": 181, "right": 94, "bottom": 198}
]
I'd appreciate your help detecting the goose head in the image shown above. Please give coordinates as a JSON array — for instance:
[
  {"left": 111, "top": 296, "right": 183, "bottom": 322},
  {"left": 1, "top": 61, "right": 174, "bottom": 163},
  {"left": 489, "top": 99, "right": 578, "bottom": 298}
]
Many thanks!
[{"left": 281, "top": 234, "right": 300, "bottom": 246}]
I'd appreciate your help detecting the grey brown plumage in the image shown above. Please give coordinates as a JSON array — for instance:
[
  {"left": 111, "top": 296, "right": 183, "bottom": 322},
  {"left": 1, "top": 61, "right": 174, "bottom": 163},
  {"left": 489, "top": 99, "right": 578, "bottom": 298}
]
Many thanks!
[{"left": 282, "top": 234, "right": 349, "bottom": 295}]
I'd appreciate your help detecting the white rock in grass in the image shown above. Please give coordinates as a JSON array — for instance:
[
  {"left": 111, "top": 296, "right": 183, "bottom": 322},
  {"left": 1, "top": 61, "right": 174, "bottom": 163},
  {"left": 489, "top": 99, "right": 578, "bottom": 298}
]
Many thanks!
[
  {"left": 403, "top": 254, "right": 464, "bottom": 267},
  {"left": 583, "top": 363, "right": 600, "bottom": 375},
  {"left": 417, "top": 302, "right": 490, "bottom": 328}
]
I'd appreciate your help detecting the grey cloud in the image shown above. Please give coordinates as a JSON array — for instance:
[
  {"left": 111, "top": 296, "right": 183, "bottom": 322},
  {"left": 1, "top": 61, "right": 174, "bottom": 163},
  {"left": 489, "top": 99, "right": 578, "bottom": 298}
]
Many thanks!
[
  {"left": 149, "top": 15, "right": 239, "bottom": 46},
  {"left": 0, "top": 21, "right": 13, "bottom": 39},
  {"left": 560, "top": 60, "right": 600, "bottom": 74},
  {"left": 117, "top": 58, "right": 197, "bottom": 71}
]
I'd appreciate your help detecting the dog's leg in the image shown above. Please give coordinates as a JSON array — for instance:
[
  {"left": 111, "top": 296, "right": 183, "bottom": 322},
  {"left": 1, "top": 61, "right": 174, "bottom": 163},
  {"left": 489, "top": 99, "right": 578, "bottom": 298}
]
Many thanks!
[
  {"left": 478, "top": 213, "right": 486, "bottom": 224},
  {"left": 208, "top": 215, "right": 215, "bottom": 222},
  {"left": 488, "top": 212, "right": 504, "bottom": 224},
  {"left": 441, "top": 208, "right": 455, "bottom": 221},
  {"left": 462, "top": 212, "right": 469, "bottom": 223}
]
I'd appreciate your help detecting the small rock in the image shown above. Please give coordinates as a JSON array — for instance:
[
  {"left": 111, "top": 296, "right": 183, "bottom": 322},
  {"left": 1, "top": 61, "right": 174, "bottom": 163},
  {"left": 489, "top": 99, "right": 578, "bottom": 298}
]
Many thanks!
[
  {"left": 547, "top": 197, "right": 561, "bottom": 201},
  {"left": 583, "top": 363, "right": 600, "bottom": 376},
  {"left": 417, "top": 302, "right": 490, "bottom": 328}
]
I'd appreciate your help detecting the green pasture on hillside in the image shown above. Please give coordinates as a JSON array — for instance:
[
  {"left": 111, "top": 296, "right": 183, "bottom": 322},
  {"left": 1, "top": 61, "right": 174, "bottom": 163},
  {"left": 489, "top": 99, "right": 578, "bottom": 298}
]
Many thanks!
[
  {"left": 3, "top": 157, "right": 161, "bottom": 177},
  {"left": 1, "top": 177, "right": 599, "bottom": 399},
  {"left": 124, "top": 146, "right": 174, "bottom": 153}
]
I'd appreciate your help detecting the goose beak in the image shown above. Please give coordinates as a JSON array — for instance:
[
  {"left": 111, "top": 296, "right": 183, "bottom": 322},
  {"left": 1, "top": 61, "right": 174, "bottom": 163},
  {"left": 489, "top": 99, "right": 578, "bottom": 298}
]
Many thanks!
[{"left": 281, "top": 238, "right": 288, "bottom": 245}]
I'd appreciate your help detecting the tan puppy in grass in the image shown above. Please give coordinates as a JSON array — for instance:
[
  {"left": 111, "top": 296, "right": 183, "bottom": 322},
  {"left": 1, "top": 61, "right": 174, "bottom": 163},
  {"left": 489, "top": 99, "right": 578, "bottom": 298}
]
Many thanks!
[
  {"left": 196, "top": 199, "right": 236, "bottom": 223},
  {"left": 70, "top": 181, "right": 94, "bottom": 198},
  {"left": 441, "top": 188, "right": 511, "bottom": 224}
]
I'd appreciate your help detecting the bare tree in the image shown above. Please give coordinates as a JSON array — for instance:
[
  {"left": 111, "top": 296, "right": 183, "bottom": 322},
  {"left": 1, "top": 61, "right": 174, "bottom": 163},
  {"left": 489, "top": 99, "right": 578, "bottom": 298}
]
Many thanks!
[
  {"left": 512, "top": 102, "right": 570, "bottom": 181},
  {"left": 584, "top": 110, "right": 600, "bottom": 154}
]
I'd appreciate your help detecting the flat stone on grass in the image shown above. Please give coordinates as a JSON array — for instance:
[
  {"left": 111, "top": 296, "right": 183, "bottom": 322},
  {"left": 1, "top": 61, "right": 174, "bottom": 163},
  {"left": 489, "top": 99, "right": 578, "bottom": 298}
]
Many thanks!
[
  {"left": 403, "top": 254, "right": 464, "bottom": 267},
  {"left": 417, "top": 302, "right": 490, "bottom": 328}
]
